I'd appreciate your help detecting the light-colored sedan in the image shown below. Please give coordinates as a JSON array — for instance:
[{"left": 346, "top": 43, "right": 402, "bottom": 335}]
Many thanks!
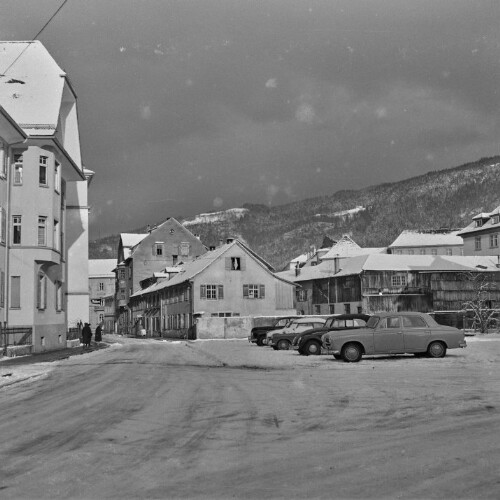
[{"left": 322, "top": 312, "right": 466, "bottom": 363}]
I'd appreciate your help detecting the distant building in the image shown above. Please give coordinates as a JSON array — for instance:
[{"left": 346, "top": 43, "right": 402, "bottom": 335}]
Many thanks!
[
  {"left": 389, "top": 229, "right": 464, "bottom": 256},
  {"left": 458, "top": 206, "right": 500, "bottom": 258},
  {"left": 0, "top": 41, "right": 93, "bottom": 352},
  {"left": 129, "top": 239, "right": 297, "bottom": 338},
  {"left": 89, "top": 259, "right": 116, "bottom": 329},
  {"left": 115, "top": 218, "right": 207, "bottom": 334}
]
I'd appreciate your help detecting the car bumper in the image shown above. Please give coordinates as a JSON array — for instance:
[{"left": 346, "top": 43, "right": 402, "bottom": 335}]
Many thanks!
[{"left": 459, "top": 340, "right": 467, "bottom": 348}]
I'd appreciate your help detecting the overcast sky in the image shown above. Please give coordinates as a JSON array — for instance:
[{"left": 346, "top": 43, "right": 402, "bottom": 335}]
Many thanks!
[{"left": 1, "top": 0, "right": 499, "bottom": 237}]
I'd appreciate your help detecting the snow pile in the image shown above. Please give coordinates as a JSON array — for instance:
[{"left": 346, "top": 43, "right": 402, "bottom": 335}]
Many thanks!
[{"left": 184, "top": 208, "right": 249, "bottom": 226}]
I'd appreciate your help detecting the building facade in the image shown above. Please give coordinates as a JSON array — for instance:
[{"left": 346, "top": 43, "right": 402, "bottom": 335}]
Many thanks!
[
  {"left": 115, "top": 218, "right": 207, "bottom": 334},
  {"left": 458, "top": 206, "right": 500, "bottom": 258},
  {"left": 129, "top": 240, "right": 297, "bottom": 338},
  {"left": 89, "top": 259, "right": 116, "bottom": 329},
  {"left": 0, "top": 41, "right": 92, "bottom": 352}
]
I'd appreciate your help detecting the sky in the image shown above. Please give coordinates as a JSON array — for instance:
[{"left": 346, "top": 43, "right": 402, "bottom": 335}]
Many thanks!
[{"left": 1, "top": 0, "right": 499, "bottom": 238}]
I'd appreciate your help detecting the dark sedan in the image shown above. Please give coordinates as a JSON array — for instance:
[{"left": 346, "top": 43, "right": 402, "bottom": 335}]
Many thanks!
[{"left": 292, "top": 314, "right": 370, "bottom": 355}]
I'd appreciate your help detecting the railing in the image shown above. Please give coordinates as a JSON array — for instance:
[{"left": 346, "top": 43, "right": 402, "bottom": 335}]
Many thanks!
[{"left": 0, "top": 325, "right": 33, "bottom": 350}]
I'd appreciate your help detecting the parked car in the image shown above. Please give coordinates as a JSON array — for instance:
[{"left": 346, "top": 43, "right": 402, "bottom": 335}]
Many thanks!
[
  {"left": 269, "top": 317, "right": 327, "bottom": 350},
  {"left": 248, "top": 316, "right": 299, "bottom": 346},
  {"left": 292, "top": 314, "right": 370, "bottom": 355},
  {"left": 322, "top": 312, "right": 467, "bottom": 363}
]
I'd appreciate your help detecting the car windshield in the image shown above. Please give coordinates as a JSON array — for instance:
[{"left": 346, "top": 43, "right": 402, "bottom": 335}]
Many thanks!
[{"left": 366, "top": 316, "right": 380, "bottom": 328}]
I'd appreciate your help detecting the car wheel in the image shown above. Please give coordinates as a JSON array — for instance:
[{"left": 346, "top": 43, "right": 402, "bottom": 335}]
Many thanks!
[
  {"left": 427, "top": 341, "right": 446, "bottom": 358},
  {"left": 256, "top": 337, "right": 265, "bottom": 346},
  {"left": 341, "top": 343, "right": 362, "bottom": 363},
  {"left": 277, "top": 339, "right": 291, "bottom": 350},
  {"left": 304, "top": 340, "right": 321, "bottom": 355},
  {"left": 333, "top": 354, "right": 342, "bottom": 360}
]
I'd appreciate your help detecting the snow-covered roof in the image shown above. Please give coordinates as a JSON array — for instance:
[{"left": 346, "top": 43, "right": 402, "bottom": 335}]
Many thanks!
[
  {"left": 321, "top": 235, "right": 385, "bottom": 260},
  {"left": 458, "top": 205, "right": 500, "bottom": 236},
  {"left": 0, "top": 105, "right": 26, "bottom": 143},
  {"left": 0, "top": 41, "right": 65, "bottom": 134},
  {"left": 88, "top": 259, "right": 117, "bottom": 278},
  {"left": 130, "top": 240, "right": 293, "bottom": 298},
  {"left": 334, "top": 254, "right": 500, "bottom": 277},
  {"left": 120, "top": 233, "right": 147, "bottom": 255},
  {"left": 389, "top": 230, "right": 464, "bottom": 248}
]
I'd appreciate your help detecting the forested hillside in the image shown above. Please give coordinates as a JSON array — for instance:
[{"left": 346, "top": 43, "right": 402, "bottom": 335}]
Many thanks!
[{"left": 90, "top": 156, "right": 500, "bottom": 269}]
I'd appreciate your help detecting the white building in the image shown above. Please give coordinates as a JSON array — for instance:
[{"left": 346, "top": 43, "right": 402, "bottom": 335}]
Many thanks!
[{"left": 0, "top": 41, "right": 92, "bottom": 351}]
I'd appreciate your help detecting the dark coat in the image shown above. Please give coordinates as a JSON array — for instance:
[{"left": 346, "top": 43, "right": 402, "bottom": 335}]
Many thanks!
[
  {"left": 82, "top": 325, "right": 92, "bottom": 343},
  {"left": 95, "top": 325, "right": 102, "bottom": 342}
]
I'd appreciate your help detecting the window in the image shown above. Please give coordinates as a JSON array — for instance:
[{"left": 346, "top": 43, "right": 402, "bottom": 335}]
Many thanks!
[
  {"left": 394, "top": 249, "right": 402, "bottom": 255},
  {"left": 54, "top": 161, "right": 61, "bottom": 192},
  {"left": 420, "top": 249, "right": 426, "bottom": 255},
  {"left": 99, "top": 282, "right": 104, "bottom": 291},
  {"left": 180, "top": 242, "right": 190, "bottom": 256},
  {"left": 407, "top": 249, "right": 414, "bottom": 255},
  {"left": 0, "top": 207, "right": 6, "bottom": 244},
  {"left": 446, "top": 248, "right": 453, "bottom": 256},
  {"left": 391, "top": 274, "right": 407, "bottom": 287},
  {"left": 38, "top": 217, "right": 47, "bottom": 246},
  {"left": 475, "top": 219, "right": 483, "bottom": 227},
  {"left": 37, "top": 272, "right": 47, "bottom": 310},
  {"left": 119, "top": 288, "right": 126, "bottom": 300},
  {"left": 402, "top": 316, "right": 428, "bottom": 328},
  {"left": 154, "top": 243, "right": 164, "bottom": 256},
  {"left": 243, "top": 284, "right": 265, "bottom": 299},
  {"left": 99, "top": 313, "right": 104, "bottom": 323},
  {"left": 56, "top": 281, "right": 63, "bottom": 311},
  {"left": 0, "top": 271, "right": 4, "bottom": 307},
  {"left": 118, "top": 269, "right": 126, "bottom": 280},
  {"left": 296, "top": 289, "right": 307, "bottom": 302},
  {"left": 490, "top": 234, "right": 498, "bottom": 248},
  {"left": 0, "top": 142, "right": 5, "bottom": 177},
  {"left": 386, "top": 317, "right": 401, "bottom": 329},
  {"left": 12, "top": 216, "right": 21, "bottom": 245},
  {"left": 230, "top": 257, "right": 241, "bottom": 270},
  {"left": 431, "top": 248, "right": 437, "bottom": 256},
  {"left": 492, "top": 215, "right": 500, "bottom": 225},
  {"left": 344, "top": 303, "right": 351, "bottom": 314},
  {"left": 53, "top": 219, "right": 59, "bottom": 250},
  {"left": 10, "top": 276, "right": 20, "bottom": 308},
  {"left": 200, "top": 284, "right": 224, "bottom": 300},
  {"left": 475, "top": 236, "right": 482, "bottom": 251},
  {"left": 13, "top": 154, "right": 23, "bottom": 185},
  {"left": 39, "top": 155, "right": 48, "bottom": 186}
]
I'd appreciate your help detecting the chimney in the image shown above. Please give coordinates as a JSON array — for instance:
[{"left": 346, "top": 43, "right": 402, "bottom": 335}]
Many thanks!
[
  {"left": 226, "top": 237, "right": 235, "bottom": 244},
  {"left": 295, "top": 264, "right": 300, "bottom": 277},
  {"left": 147, "top": 225, "right": 152, "bottom": 233}
]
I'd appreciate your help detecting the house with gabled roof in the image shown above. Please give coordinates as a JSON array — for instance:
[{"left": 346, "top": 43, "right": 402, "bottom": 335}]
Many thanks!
[
  {"left": 128, "top": 239, "right": 297, "bottom": 338},
  {"left": 278, "top": 253, "right": 500, "bottom": 316},
  {"left": 389, "top": 229, "right": 464, "bottom": 256},
  {"left": 0, "top": 41, "right": 93, "bottom": 352},
  {"left": 114, "top": 218, "right": 207, "bottom": 334},
  {"left": 458, "top": 205, "right": 500, "bottom": 258}
]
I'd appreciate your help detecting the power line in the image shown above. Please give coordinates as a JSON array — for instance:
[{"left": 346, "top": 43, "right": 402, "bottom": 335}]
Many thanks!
[{"left": 2, "top": 0, "right": 69, "bottom": 76}]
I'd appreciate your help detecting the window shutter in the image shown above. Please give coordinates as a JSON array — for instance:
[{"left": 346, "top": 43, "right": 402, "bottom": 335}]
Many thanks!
[
  {"left": 44, "top": 275, "right": 47, "bottom": 309},
  {"left": 225, "top": 258, "right": 232, "bottom": 270},
  {"left": 36, "top": 275, "right": 41, "bottom": 309},
  {"left": 243, "top": 284, "right": 249, "bottom": 298},
  {"left": 240, "top": 258, "right": 246, "bottom": 271},
  {"left": 200, "top": 285, "right": 206, "bottom": 299},
  {"left": 218, "top": 285, "right": 224, "bottom": 300},
  {"left": 259, "top": 284, "right": 265, "bottom": 299}
]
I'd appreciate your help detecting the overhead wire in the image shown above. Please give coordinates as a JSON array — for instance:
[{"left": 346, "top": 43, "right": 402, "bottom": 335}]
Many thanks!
[{"left": 1, "top": 0, "right": 69, "bottom": 76}]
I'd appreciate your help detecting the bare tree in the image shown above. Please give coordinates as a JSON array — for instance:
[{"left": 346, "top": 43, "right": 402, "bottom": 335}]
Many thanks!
[{"left": 460, "top": 272, "right": 498, "bottom": 333}]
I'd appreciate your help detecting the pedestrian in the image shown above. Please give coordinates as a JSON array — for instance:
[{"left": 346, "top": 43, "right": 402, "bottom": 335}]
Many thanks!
[
  {"left": 95, "top": 323, "right": 102, "bottom": 342},
  {"left": 82, "top": 322, "right": 92, "bottom": 349}
]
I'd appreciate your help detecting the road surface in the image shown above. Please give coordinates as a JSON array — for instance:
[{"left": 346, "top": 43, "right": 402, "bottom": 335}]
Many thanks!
[{"left": 1, "top": 336, "right": 500, "bottom": 499}]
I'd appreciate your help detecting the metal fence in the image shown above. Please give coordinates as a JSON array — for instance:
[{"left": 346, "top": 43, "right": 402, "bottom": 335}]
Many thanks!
[{"left": 0, "top": 325, "right": 33, "bottom": 349}]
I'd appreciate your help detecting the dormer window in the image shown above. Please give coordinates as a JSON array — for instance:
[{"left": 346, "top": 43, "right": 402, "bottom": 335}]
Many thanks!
[
  {"left": 475, "top": 219, "right": 483, "bottom": 227},
  {"left": 492, "top": 214, "right": 500, "bottom": 225}
]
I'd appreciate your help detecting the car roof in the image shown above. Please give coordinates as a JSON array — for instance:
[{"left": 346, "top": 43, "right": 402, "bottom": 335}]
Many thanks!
[{"left": 369, "top": 312, "right": 429, "bottom": 317}]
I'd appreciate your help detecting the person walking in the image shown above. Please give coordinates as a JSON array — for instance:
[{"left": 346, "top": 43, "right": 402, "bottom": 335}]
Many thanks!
[
  {"left": 95, "top": 323, "right": 102, "bottom": 342},
  {"left": 82, "top": 323, "right": 92, "bottom": 349}
]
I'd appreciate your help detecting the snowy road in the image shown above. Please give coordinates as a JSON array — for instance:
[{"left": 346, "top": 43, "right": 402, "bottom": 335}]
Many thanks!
[{"left": 1, "top": 336, "right": 499, "bottom": 499}]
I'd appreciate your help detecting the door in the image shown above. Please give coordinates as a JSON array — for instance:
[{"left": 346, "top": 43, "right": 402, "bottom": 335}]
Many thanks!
[
  {"left": 373, "top": 316, "right": 405, "bottom": 353},
  {"left": 401, "top": 315, "right": 431, "bottom": 351}
]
